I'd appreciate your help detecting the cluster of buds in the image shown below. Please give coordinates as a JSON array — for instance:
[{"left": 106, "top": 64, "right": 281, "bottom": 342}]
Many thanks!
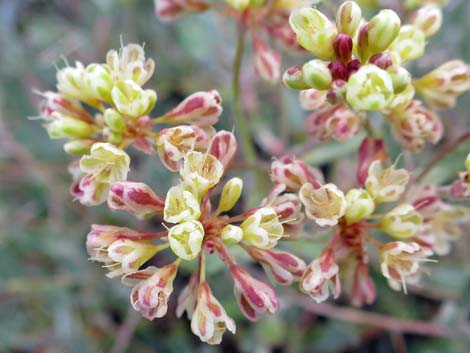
[{"left": 283, "top": 1, "right": 468, "bottom": 151}]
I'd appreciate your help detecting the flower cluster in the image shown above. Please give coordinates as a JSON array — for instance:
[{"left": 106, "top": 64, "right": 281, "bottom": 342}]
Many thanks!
[{"left": 283, "top": 1, "right": 468, "bottom": 151}]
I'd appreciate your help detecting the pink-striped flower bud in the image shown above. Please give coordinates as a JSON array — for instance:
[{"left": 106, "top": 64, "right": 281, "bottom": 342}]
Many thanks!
[
  {"left": 299, "top": 89, "right": 328, "bottom": 110},
  {"left": 380, "top": 241, "right": 432, "bottom": 292},
  {"left": 230, "top": 265, "right": 279, "bottom": 321},
  {"left": 176, "top": 274, "right": 198, "bottom": 319},
  {"left": 357, "top": 137, "right": 387, "bottom": 187},
  {"left": 159, "top": 90, "right": 222, "bottom": 126},
  {"left": 270, "top": 193, "right": 304, "bottom": 225},
  {"left": 411, "top": 5, "right": 442, "bottom": 37},
  {"left": 305, "top": 104, "right": 359, "bottom": 141},
  {"left": 246, "top": 247, "right": 306, "bottom": 285},
  {"left": 299, "top": 183, "right": 347, "bottom": 227},
  {"left": 271, "top": 155, "right": 322, "bottom": 191},
  {"left": 39, "top": 91, "right": 92, "bottom": 122},
  {"left": 155, "top": 0, "right": 209, "bottom": 21},
  {"left": 108, "top": 181, "right": 165, "bottom": 217},
  {"left": 156, "top": 126, "right": 197, "bottom": 171},
  {"left": 388, "top": 100, "right": 443, "bottom": 152},
  {"left": 208, "top": 130, "right": 238, "bottom": 168},
  {"left": 122, "top": 264, "right": 178, "bottom": 320},
  {"left": 253, "top": 37, "right": 281, "bottom": 84},
  {"left": 283, "top": 66, "right": 310, "bottom": 90},
  {"left": 328, "top": 61, "right": 348, "bottom": 81},
  {"left": 333, "top": 34, "right": 353, "bottom": 63},
  {"left": 300, "top": 250, "right": 341, "bottom": 303},
  {"left": 191, "top": 282, "right": 236, "bottom": 344},
  {"left": 351, "top": 263, "right": 376, "bottom": 307},
  {"left": 369, "top": 52, "right": 393, "bottom": 70},
  {"left": 336, "top": 1, "right": 362, "bottom": 37},
  {"left": 414, "top": 60, "right": 470, "bottom": 110}
]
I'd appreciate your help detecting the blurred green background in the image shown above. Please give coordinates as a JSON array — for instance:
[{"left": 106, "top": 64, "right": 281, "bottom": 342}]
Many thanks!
[{"left": 0, "top": 0, "right": 469, "bottom": 352}]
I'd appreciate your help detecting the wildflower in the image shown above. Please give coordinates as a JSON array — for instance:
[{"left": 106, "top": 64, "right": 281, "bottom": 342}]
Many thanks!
[
  {"left": 344, "top": 189, "right": 375, "bottom": 225},
  {"left": 39, "top": 91, "right": 92, "bottom": 122},
  {"left": 84, "top": 63, "right": 114, "bottom": 103},
  {"left": 246, "top": 247, "right": 306, "bottom": 285},
  {"left": 156, "top": 126, "right": 197, "bottom": 171},
  {"left": 122, "top": 263, "right": 178, "bottom": 319},
  {"left": 364, "top": 9, "right": 401, "bottom": 56},
  {"left": 388, "top": 25, "right": 426, "bottom": 63},
  {"left": 63, "top": 139, "right": 95, "bottom": 156},
  {"left": 300, "top": 250, "right": 341, "bottom": 303},
  {"left": 176, "top": 274, "right": 198, "bottom": 319},
  {"left": 108, "top": 181, "right": 165, "bottom": 217},
  {"left": 336, "top": 1, "right": 362, "bottom": 37},
  {"left": 217, "top": 177, "right": 243, "bottom": 213},
  {"left": 386, "top": 65, "right": 411, "bottom": 94},
  {"left": 168, "top": 220, "right": 204, "bottom": 260},
  {"left": 207, "top": 130, "right": 238, "bottom": 168},
  {"left": 380, "top": 204, "right": 423, "bottom": 239},
  {"left": 413, "top": 60, "right": 470, "bottom": 109},
  {"left": 103, "top": 109, "right": 127, "bottom": 133},
  {"left": 350, "top": 263, "right": 376, "bottom": 307},
  {"left": 56, "top": 61, "right": 97, "bottom": 104},
  {"left": 411, "top": 5, "right": 442, "bottom": 37},
  {"left": 299, "top": 88, "right": 328, "bottom": 110},
  {"left": 365, "top": 160, "right": 410, "bottom": 203},
  {"left": 299, "top": 183, "right": 347, "bottom": 227},
  {"left": 268, "top": 192, "right": 304, "bottom": 226},
  {"left": 380, "top": 241, "right": 432, "bottom": 292},
  {"left": 111, "top": 80, "right": 157, "bottom": 118},
  {"left": 302, "top": 60, "right": 332, "bottom": 90},
  {"left": 106, "top": 43, "right": 155, "bottom": 85},
  {"left": 221, "top": 224, "right": 244, "bottom": 245},
  {"left": 305, "top": 104, "right": 360, "bottom": 141},
  {"left": 230, "top": 265, "right": 279, "bottom": 321},
  {"left": 289, "top": 8, "right": 338, "bottom": 60},
  {"left": 158, "top": 90, "right": 223, "bottom": 126},
  {"left": 191, "top": 282, "right": 236, "bottom": 344},
  {"left": 283, "top": 66, "right": 310, "bottom": 90},
  {"left": 271, "top": 155, "right": 322, "bottom": 191},
  {"left": 163, "top": 185, "right": 201, "bottom": 223},
  {"left": 240, "top": 207, "right": 284, "bottom": 249},
  {"left": 180, "top": 151, "right": 224, "bottom": 195},
  {"left": 47, "top": 113, "right": 96, "bottom": 139},
  {"left": 253, "top": 37, "right": 282, "bottom": 84},
  {"left": 346, "top": 64, "right": 394, "bottom": 110}
]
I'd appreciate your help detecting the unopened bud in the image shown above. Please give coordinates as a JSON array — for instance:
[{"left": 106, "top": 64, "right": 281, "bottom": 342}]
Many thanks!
[
  {"left": 333, "top": 34, "right": 353, "bottom": 62},
  {"left": 387, "top": 65, "right": 411, "bottom": 94},
  {"left": 104, "top": 108, "right": 127, "bottom": 132},
  {"left": 63, "top": 139, "right": 94, "bottom": 155},
  {"left": 221, "top": 224, "right": 243, "bottom": 245},
  {"left": 367, "top": 9, "right": 401, "bottom": 54},
  {"left": 369, "top": 52, "right": 393, "bottom": 70},
  {"left": 344, "top": 188, "right": 375, "bottom": 224},
  {"left": 283, "top": 66, "right": 310, "bottom": 90},
  {"left": 302, "top": 60, "right": 332, "bottom": 90},
  {"left": 253, "top": 37, "right": 281, "bottom": 84},
  {"left": 336, "top": 1, "right": 362, "bottom": 37},
  {"left": 47, "top": 115, "right": 95, "bottom": 139},
  {"left": 388, "top": 25, "right": 426, "bottom": 64},
  {"left": 168, "top": 220, "right": 204, "bottom": 261},
  {"left": 411, "top": 5, "right": 442, "bottom": 37},
  {"left": 218, "top": 177, "right": 243, "bottom": 213},
  {"left": 111, "top": 80, "right": 157, "bottom": 118},
  {"left": 380, "top": 204, "right": 423, "bottom": 239},
  {"left": 84, "top": 63, "right": 113, "bottom": 102}
]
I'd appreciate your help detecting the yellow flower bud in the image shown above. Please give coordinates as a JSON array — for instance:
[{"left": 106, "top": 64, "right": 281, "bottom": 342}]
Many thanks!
[
  {"left": 84, "top": 64, "right": 113, "bottom": 103},
  {"left": 290, "top": 8, "right": 338, "bottom": 60},
  {"left": 47, "top": 114, "right": 95, "bottom": 139},
  {"left": 104, "top": 108, "right": 127, "bottom": 133},
  {"left": 346, "top": 64, "right": 394, "bottom": 110},
  {"left": 336, "top": 1, "right": 362, "bottom": 37},
  {"left": 388, "top": 25, "right": 426, "bottom": 64},
  {"left": 168, "top": 220, "right": 204, "bottom": 260},
  {"left": 111, "top": 80, "right": 157, "bottom": 118},
  {"left": 217, "top": 177, "right": 243, "bottom": 213},
  {"left": 367, "top": 9, "right": 401, "bottom": 54},
  {"left": 380, "top": 204, "right": 423, "bottom": 239},
  {"left": 221, "top": 224, "right": 244, "bottom": 245},
  {"left": 344, "top": 188, "right": 375, "bottom": 224},
  {"left": 302, "top": 60, "right": 332, "bottom": 90},
  {"left": 164, "top": 185, "right": 201, "bottom": 224},
  {"left": 63, "top": 139, "right": 95, "bottom": 155}
]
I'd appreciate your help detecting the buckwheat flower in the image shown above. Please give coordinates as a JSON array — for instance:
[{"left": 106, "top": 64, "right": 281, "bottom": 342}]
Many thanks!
[
  {"left": 111, "top": 80, "right": 157, "bottom": 118},
  {"left": 221, "top": 224, "right": 244, "bottom": 245},
  {"left": 74, "top": 174, "right": 109, "bottom": 206},
  {"left": 207, "top": 130, "right": 238, "bottom": 168},
  {"left": 80, "top": 143, "right": 130, "bottom": 184},
  {"left": 380, "top": 204, "right": 423, "bottom": 239},
  {"left": 158, "top": 90, "right": 222, "bottom": 127},
  {"left": 324, "top": 105, "right": 360, "bottom": 141},
  {"left": 357, "top": 137, "right": 387, "bottom": 187},
  {"left": 106, "top": 43, "right": 155, "bottom": 86},
  {"left": 106, "top": 239, "right": 161, "bottom": 278},
  {"left": 156, "top": 126, "right": 197, "bottom": 171},
  {"left": 386, "top": 65, "right": 411, "bottom": 94},
  {"left": 302, "top": 60, "right": 332, "bottom": 90},
  {"left": 168, "top": 220, "right": 204, "bottom": 260},
  {"left": 230, "top": 265, "right": 279, "bottom": 321},
  {"left": 413, "top": 60, "right": 470, "bottom": 109},
  {"left": 299, "top": 183, "right": 347, "bottom": 227},
  {"left": 246, "top": 247, "right": 306, "bottom": 285},
  {"left": 191, "top": 282, "right": 236, "bottom": 344},
  {"left": 380, "top": 241, "right": 432, "bottom": 292},
  {"left": 39, "top": 91, "right": 92, "bottom": 122},
  {"left": 365, "top": 9, "right": 401, "bottom": 57},
  {"left": 47, "top": 113, "right": 96, "bottom": 139},
  {"left": 336, "top": 1, "right": 362, "bottom": 37},
  {"left": 64, "top": 139, "right": 95, "bottom": 156},
  {"left": 299, "top": 88, "right": 328, "bottom": 110},
  {"left": 388, "top": 100, "right": 443, "bottom": 152},
  {"left": 84, "top": 63, "right": 114, "bottom": 103},
  {"left": 271, "top": 156, "right": 322, "bottom": 191},
  {"left": 365, "top": 160, "right": 410, "bottom": 203},
  {"left": 253, "top": 37, "right": 281, "bottom": 84},
  {"left": 289, "top": 8, "right": 338, "bottom": 60},
  {"left": 386, "top": 84, "right": 416, "bottom": 113},
  {"left": 241, "top": 207, "right": 284, "bottom": 249},
  {"left": 411, "top": 5, "right": 442, "bottom": 37},
  {"left": 122, "top": 264, "right": 178, "bottom": 320},
  {"left": 56, "top": 61, "right": 96, "bottom": 103},
  {"left": 269, "top": 192, "right": 304, "bottom": 225},
  {"left": 180, "top": 151, "right": 224, "bottom": 195},
  {"left": 388, "top": 25, "right": 426, "bottom": 63},
  {"left": 300, "top": 250, "right": 341, "bottom": 303},
  {"left": 108, "top": 181, "right": 165, "bottom": 217},
  {"left": 217, "top": 177, "right": 243, "bottom": 213},
  {"left": 283, "top": 66, "right": 310, "bottom": 90},
  {"left": 176, "top": 274, "right": 198, "bottom": 319},
  {"left": 103, "top": 109, "right": 127, "bottom": 133},
  {"left": 344, "top": 188, "right": 375, "bottom": 225},
  {"left": 346, "top": 64, "right": 394, "bottom": 110},
  {"left": 164, "top": 185, "right": 201, "bottom": 223}
]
